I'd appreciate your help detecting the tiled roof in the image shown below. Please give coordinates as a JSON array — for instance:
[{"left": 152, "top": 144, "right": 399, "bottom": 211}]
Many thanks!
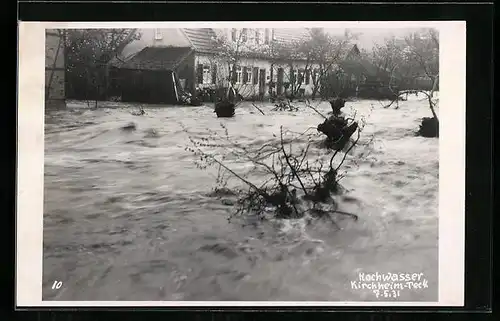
[
  {"left": 181, "top": 28, "right": 312, "bottom": 54},
  {"left": 273, "top": 28, "right": 311, "bottom": 44},
  {"left": 182, "top": 28, "right": 219, "bottom": 54},
  {"left": 114, "top": 47, "right": 193, "bottom": 71},
  {"left": 339, "top": 57, "right": 391, "bottom": 79}
]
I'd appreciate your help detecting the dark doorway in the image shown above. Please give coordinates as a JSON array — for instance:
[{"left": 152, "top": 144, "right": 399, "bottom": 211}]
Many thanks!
[
  {"left": 277, "top": 67, "right": 284, "bottom": 96},
  {"left": 259, "top": 69, "right": 266, "bottom": 95},
  {"left": 120, "top": 69, "right": 180, "bottom": 104}
]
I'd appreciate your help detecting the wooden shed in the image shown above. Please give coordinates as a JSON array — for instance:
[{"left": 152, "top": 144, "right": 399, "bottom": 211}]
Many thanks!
[{"left": 110, "top": 47, "right": 193, "bottom": 104}]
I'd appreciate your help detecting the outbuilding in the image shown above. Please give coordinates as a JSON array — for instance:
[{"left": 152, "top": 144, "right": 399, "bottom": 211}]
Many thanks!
[{"left": 109, "top": 46, "right": 193, "bottom": 104}]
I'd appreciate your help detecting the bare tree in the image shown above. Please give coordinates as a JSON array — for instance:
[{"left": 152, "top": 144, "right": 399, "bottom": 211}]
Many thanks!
[
  {"left": 403, "top": 28, "right": 439, "bottom": 97},
  {"left": 307, "top": 29, "right": 357, "bottom": 100},
  {"left": 367, "top": 36, "right": 414, "bottom": 106},
  {"left": 262, "top": 38, "right": 312, "bottom": 101},
  {"left": 63, "top": 28, "right": 141, "bottom": 107},
  {"left": 369, "top": 28, "right": 439, "bottom": 99},
  {"left": 370, "top": 36, "right": 406, "bottom": 90},
  {"left": 370, "top": 29, "right": 440, "bottom": 137},
  {"left": 209, "top": 28, "right": 264, "bottom": 102},
  {"left": 253, "top": 28, "right": 355, "bottom": 110}
]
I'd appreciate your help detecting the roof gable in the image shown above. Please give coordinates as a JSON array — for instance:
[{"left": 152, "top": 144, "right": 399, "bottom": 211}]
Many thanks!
[
  {"left": 181, "top": 28, "right": 219, "bottom": 54},
  {"left": 339, "top": 45, "right": 382, "bottom": 78}
]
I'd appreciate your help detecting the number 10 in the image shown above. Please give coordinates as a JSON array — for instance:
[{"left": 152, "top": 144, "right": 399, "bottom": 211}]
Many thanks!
[{"left": 51, "top": 280, "right": 63, "bottom": 289}]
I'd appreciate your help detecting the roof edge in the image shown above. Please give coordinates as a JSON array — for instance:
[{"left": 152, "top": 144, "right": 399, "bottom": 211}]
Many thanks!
[
  {"left": 179, "top": 28, "right": 197, "bottom": 50},
  {"left": 172, "top": 48, "right": 195, "bottom": 69}
]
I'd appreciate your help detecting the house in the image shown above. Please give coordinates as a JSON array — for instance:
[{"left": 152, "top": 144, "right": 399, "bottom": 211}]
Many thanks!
[
  {"left": 339, "top": 44, "right": 391, "bottom": 85},
  {"left": 316, "top": 44, "right": 383, "bottom": 98},
  {"left": 112, "top": 28, "right": 319, "bottom": 102},
  {"left": 45, "top": 30, "right": 65, "bottom": 108}
]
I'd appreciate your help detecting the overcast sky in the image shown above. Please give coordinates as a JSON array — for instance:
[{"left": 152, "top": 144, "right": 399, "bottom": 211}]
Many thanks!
[{"left": 324, "top": 28, "right": 421, "bottom": 51}]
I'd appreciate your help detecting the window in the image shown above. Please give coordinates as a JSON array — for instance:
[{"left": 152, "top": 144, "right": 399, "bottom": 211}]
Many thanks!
[
  {"left": 305, "top": 69, "right": 311, "bottom": 85},
  {"left": 248, "top": 30, "right": 255, "bottom": 44},
  {"left": 235, "top": 66, "right": 242, "bottom": 84},
  {"left": 241, "top": 29, "right": 248, "bottom": 43},
  {"left": 243, "top": 67, "right": 253, "bottom": 84},
  {"left": 265, "top": 29, "right": 270, "bottom": 44},
  {"left": 197, "top": 64, "right": 213, "bottom": 84},
  {"left": 231, "top": 29, "right": 237, "bottom": 42},
  {"left": 255, "top": 30, "right": 260, "bottom": 44},
  {"left": 203, "top": 65, "right": 211, "bottom": 84},
  {"left": 154, "top": 29, "right": 163, "bottom": 40}
]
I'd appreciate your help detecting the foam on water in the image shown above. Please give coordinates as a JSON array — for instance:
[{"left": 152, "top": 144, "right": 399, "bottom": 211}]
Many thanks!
[{"left": 43, "top": 99, "right": 439, "bottom": 301}]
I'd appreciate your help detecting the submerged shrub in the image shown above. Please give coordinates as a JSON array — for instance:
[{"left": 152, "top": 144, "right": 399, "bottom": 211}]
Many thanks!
[
  {"left": 417, "top": 116, "right": 439, "bottom": 138},
  {"left": 214, "top": 100, "right": 236, "bottom": 118},
  {"left": 183, "top": 122, "right": 365, "bottom": 229}
]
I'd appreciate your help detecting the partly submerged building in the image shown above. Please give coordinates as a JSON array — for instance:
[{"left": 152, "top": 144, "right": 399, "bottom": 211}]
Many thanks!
[
  {"left": 111, "top": 28, "right": 319, "bottom": 103},
  {"left": 109, "top": 46, "right": 193, "bottom": 104}
]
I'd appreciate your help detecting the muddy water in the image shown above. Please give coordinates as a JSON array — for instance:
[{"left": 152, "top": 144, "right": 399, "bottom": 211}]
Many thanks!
[{"left": 43, "top": 98, "right": 438, "bottom": 302}]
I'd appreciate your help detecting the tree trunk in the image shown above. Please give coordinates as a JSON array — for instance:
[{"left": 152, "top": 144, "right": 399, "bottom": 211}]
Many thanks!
[
  {"left": 428, "top": 75, "right": 439, "bottom": 120},
  {"left": 430, "top": 75, "right": 439, "bottom": 98},
  {"left": 311, "top": 84, "right": 319, "bottom": 100}
]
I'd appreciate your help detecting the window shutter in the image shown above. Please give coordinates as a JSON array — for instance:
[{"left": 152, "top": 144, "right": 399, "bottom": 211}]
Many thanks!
[
  {"left": 211, "top": 65, "right": 217, "bottom": 84},
  {"left": 243, "top": 67, "right": 248, "bottom": 83},
  {"left": 290, "top": 69, "right": 295, "bottom": 83},
  {"left": 197, "top": 64, "right": 203, "bottom": 84},
  {"left": 253, "top": 67, "right": 259, "bottom": 85},
  {"left": 305, "top": 69, "right": 311, "bottom": 85}
]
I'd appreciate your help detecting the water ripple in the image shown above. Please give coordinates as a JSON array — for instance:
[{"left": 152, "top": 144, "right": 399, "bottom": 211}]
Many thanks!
[{"left": 43, "top": 100, "right": 439, "bottom": 301}]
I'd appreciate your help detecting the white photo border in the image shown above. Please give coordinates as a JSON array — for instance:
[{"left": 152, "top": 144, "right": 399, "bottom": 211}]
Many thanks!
[{"left": 16, "top": 21, "right": 466, "bottom": 307}]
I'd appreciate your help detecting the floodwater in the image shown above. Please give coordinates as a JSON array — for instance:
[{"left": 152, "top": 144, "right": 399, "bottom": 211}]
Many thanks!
[{"left": 43, "top": 96, "right": 439, "bottom": 302}]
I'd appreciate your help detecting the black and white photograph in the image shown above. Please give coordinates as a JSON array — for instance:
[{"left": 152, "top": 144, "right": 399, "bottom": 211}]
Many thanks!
[{"left": 17, "top": 21, "right": 465, "bottom": 305}]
